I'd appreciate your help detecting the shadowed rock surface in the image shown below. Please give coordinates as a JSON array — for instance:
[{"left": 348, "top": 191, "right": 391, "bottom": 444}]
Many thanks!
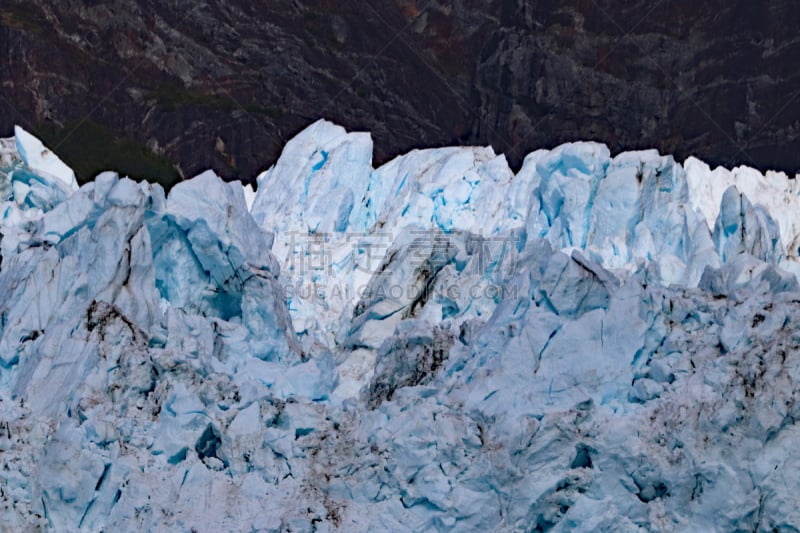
[{"left": 1, "top": 0, "right": 799, "bottom": 184}]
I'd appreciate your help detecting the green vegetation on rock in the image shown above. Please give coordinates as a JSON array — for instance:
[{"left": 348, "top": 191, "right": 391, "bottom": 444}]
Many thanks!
[
  {"left": 35, "top": 120, "right": 182, "bottom": 190},
  {"left": 152, "top": 84, "right": 283, "bottom": 118},
  {"left": 0, "top": 5, "right": 46, "bottom": 34}
]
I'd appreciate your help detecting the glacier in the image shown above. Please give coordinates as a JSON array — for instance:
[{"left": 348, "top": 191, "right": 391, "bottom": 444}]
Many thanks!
[{"left": 1, "top": 121, "right": 800, "bottom": 531}]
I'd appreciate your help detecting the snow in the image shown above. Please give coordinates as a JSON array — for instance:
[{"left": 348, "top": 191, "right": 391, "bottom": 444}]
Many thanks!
[{"left": 1, "top": 122, "right": 800, "bottom": 530}]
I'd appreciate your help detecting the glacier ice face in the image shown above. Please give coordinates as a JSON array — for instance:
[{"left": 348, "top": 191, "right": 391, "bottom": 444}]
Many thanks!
[
  {"left": 13, "top": 125, "right": 79, "bottom": 192},
  {"left": 2, "top": 121, "right": 800, "bottom": 531}
]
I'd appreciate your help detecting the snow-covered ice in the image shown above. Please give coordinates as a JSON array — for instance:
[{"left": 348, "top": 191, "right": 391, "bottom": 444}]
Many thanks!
[{"left": 1, "top": 120, "right": 800, "bottom": 531}]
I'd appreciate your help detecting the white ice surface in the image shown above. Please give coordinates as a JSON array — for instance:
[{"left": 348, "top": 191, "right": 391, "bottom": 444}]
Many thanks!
[{"left": 14, "top": 125, "right": 79, "bottom": 191}]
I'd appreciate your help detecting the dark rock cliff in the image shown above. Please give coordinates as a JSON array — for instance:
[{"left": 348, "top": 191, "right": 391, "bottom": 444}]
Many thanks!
[{"left": 1, "top": 0, "right": 798, "bottom": 186}]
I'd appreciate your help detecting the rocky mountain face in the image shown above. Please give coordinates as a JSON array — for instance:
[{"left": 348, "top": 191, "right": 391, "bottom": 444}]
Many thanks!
[{"left": 1, "top": 0, "right": 799, "bottom": 185}]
